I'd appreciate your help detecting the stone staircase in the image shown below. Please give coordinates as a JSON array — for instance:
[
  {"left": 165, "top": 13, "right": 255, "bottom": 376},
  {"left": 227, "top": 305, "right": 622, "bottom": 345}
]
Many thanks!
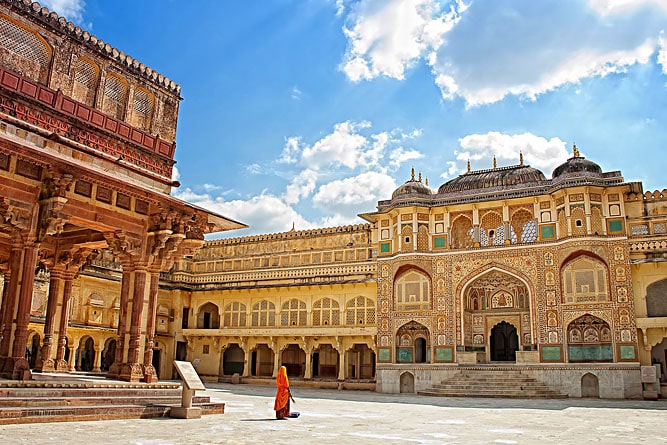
[
  {"left": 418, "top": 367, "right": 568, "bottom": 399},
  {"left": 0, "top": 377, "right": 224, "bottom": 424}
]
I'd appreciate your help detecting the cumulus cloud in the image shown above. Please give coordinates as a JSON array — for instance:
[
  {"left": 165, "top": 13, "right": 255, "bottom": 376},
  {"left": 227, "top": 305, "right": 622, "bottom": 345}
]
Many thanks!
[
  {"left": 283, "top": 169, "right": 319, "bottom": 205},
  {"left": 302, "top": 121, "right": 371, "bottom": 169},
  {"left": 340, "top": 0, "right": 667, "bottom": 106},
  {"left": 40, "top": 0, "right": 86, "bottom": 23}
]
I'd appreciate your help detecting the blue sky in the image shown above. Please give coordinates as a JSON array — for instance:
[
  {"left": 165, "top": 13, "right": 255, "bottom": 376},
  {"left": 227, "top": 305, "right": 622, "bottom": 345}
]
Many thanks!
[{"left": 43, "top": 0, "right": 667, "bottom": 238}]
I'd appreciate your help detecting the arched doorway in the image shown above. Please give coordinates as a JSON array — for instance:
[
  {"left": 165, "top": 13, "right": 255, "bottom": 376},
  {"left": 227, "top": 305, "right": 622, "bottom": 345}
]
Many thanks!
[
  {"left": 581, "top": 373, "right": 600, "bottom": 398},
  {"left": 251, "top": 344, "right": 273, "bottom": 376},
  {"left": 314, "top": 344, "right": 338, "bottom": 378},
  {"left": 346, "top": 344, "right": 375, "bottom": 379},
  {"left": 395, "top": 321, "right": 430, "bottom": 363},
  {"left": 490, "top": 321, "right": 519, "bottom": 361},
  {"left": 222, "top": 343, "right": 244, "bottom": 375},
  {"left": 77, "top": 337, "right": 95, "bottom": 371},
  {"left": 400, "top": 372, "right": 415, "bottom": 393},
  {"left": 281, "top": 344, "right": 305, "bottom": 377},
  {"left": 101, "top": 338, "right": 116, "bottom": 372},
  {"left": 414, "top": 338, "right": 427, "bottom": 363}
]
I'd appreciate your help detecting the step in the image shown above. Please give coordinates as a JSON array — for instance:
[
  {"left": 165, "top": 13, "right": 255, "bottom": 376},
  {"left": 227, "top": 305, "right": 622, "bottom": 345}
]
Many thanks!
[{"left": 0, "top": 394, "right": 212, "bottom": 407}]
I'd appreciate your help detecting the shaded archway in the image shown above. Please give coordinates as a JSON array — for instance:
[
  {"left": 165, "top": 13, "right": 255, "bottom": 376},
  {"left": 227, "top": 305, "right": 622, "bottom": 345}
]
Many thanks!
[
  {"left": 222, "top": 343, "right": 244, "bottom": 375},
  {"left": 346, "top": 344, "right": 375, "bottom": 379},
  {"left": 281, "top": 344, "right": 305, "bottom": 377},
  {"left": 77, "top": 337, "right": 95, "bottom": 372},
  {"left": 313, "top": 344, "right": 338, "bottom": 378},
  {"left": 101, "top": 338, "right": 116, "bottom": 372},
  {"left": 28, "top": 333, "right": 41, "bottom": 369},
  {"left": 196, "top": 302, "right": 220, "bottom": 329},
  {"left": 490, "top": 321, "right": 519, "bottom": 361},
  {"left": 251, "top": 344, "right": 274, "bottom": 377},
  {"left": 396, "top": 321, "right": 430, "bottom": 363}
]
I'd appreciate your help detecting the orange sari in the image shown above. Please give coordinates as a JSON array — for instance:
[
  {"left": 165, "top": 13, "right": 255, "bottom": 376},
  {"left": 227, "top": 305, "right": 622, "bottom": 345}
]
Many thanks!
[{"left": 273, "top": 366, "right": 290, "bottom": 419}]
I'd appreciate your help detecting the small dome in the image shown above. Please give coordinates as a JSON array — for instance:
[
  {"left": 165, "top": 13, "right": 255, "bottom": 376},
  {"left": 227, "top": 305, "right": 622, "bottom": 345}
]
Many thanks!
[
  {"left": 438, "top": 164, "right": 546, "bottom": 194},
  {"left": 392, "top": 178, "right": 432, "bottom": 198},
  {"left": 552, "top": 144, "right": 602, "bottom": 179},
  {"left": 392, "top": 169, "right": 432, "bottom": 198}
]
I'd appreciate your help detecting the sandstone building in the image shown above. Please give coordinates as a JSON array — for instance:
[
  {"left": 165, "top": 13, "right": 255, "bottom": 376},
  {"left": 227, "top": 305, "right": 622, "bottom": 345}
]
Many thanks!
[{"left": 1, "top": 1, "right": 666, "bottom": 399}]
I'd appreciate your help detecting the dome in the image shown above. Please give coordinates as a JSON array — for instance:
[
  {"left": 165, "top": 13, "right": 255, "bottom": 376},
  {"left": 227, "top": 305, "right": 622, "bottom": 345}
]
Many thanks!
[
  {"left": 392, "top": 170, "right": 432, "bottom": 198},
  {"left": 552, "top": 144, "right": 602, "bottom": 179},
  {"left": 437, "top": 164, "right": 546, "bottom": 194}
]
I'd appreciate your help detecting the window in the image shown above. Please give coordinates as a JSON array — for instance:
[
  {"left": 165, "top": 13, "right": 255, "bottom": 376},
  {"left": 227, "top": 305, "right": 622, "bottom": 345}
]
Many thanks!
[
  {"left": 562, "top": 256, "right": 609, "bottom": 304},
  {"left": 395, "top": 270, "right": 431, "bottom": 311},
  {"left": 0, "top": 14, "right": 52, "bottom": 83},
  {"left": 251, "top": 300, "right": 275, "bottom": 326}
]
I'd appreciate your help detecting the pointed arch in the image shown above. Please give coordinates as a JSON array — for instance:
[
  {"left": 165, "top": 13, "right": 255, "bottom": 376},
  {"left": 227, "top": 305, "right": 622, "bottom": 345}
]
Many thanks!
[
  {"left": 450, "top": 214, "right": 474, "bottom": 249},
  {"left": 394, "top": 267, "right": 431, "bottom": 311},
  {"left": 560, "top": 253, "right": 610, "bottom": 304}
]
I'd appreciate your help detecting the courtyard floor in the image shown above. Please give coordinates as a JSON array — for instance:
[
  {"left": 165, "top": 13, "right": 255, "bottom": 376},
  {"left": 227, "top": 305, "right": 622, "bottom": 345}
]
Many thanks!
[{"left": 1, "top": 382, "right": 665, "bottom": 444}]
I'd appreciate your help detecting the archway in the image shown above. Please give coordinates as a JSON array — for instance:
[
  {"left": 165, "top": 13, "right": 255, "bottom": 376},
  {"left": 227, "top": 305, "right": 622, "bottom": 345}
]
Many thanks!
[
  {"left": 28, "top": 333, "right": 41, "bottom": 369},
  {"left": 281, "top": 344, "right": 305, "bottom": 377},
  {"left": 251, "top": 344, "right": 273, "bottom": 377},
  {"left": 395, "top": 321, "right": 430, "bottom": 363},
  {"left": 400, "top": 372, "right": 415, "bottom": 393},
  {"left": 415, "top": 338, "right": 427, "bottom": 363},
  {"left": 314, "top": 344, "right": 338, "bottom": 378},
  {"left": 581, "top": 373, "right": 600, "bottom": 398},
  {"left": 222, "top": 343, "right": 244, "bottom": 375},
  {"left": 346, "top": 344, "right": 375, "bottom": 379},
  {"left": 101, "top": 338, "right": 116, "bottom": 372},
  {"left": 490, "top": 321, "right": 519, "bottom": 361},
  {"left": 196, "top": 302, "right": 220, "bottom": 329},
  {"left": 77, "top": 337, "right": 95, "bottom": 372},
  {"left": 567, "top": 314, "right": 613, "bottom": 363}
]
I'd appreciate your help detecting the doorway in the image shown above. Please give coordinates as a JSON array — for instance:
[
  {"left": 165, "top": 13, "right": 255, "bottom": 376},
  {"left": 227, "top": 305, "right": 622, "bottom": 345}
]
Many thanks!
[{"left": 490, "top": 321, "right": 519, "bottom": 361}]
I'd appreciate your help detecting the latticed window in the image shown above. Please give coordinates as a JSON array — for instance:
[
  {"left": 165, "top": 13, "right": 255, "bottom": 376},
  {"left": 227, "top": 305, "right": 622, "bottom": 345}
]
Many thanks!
[
  {"left": 0, "top": 15, "right": 51, "bottom": 83},
  {"left": 631, "top": 224, "right": 649, "bottom": 236},
  {"left": 511, "top": 209, "right": 536, "bottom": 243},
  {"left": 557, "top": 209, "right": 567, "bottom": 238},
  {"left": 451, "top": 215, "right": 474, "bottom": 249},
  {"left": 562, "top": 256, "right": 609, "bottom": 304},
  {"left": 251, "top": 300, "right": 275, "bottom": 326},
  {"left": 71, "top": 57, "right": 98, "bottom": 105},
  {"left": 401, "top": 225, "right": 413, "bottom": 252},
  {"left": 590, "top": 207, "right": 604, "bottom": 235},
  {"left": 312, "top": 298, "right": 340, "bottom": 326},
  {"left": 570, "top": 207, "right": 587, "bottom": 236},
  {"left": 395, "top": 270, "right": 431, "bottom": 311},
  {"left": 480, "top": 211, "right": 503, "bottom": 246},
  {"left": 345, "top": 296, "right": 376, "bottom": 325},
  {"left": 654, "top": 223, "right": 666, "bottom": 234},
  {"left": 131, "top": 88, "right": 154, "bottom": 131},
  {"left": 280, "top": 299, "right": 307, "bottom": 326},
  {"left": 223, "top": 301, "right": 246, "bottom": 327},
  {"left": 416, "top": 225, "right": 429, "bottom": 251},
  {"left": 102, "top": 73, "right": 128, "bottom": 119}
]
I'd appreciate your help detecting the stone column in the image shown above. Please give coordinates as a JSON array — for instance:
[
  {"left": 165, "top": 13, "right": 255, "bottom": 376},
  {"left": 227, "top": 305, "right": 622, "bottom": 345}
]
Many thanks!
[
  {"left": 142, "top": 271, "right": 160, "bottom": 382},
  {"left": 120, "top": 267, "right": 148, "bottom": 382},
  {"left": 242, "top": 346, "right": 251, "bottom": 377},
  {"left": 92, "top": 345, "right": 102, "bottom": 373},
  {"left": 107, "top": 268, "right": 132, "bottom": 379},
  {"left": 55, "top": 276, "right": 74, "bottom": 372},
  {"left": 67, "top": 345, "right": 75, "bottom": 371},
  {"left": 338, "top": 348, "right": 346, "bottom": 381},
  {"left": 0, "top": 243, "right": 22, "bottom": 362},
  {"left": 304, "top": 349, "right": 312, "bottom": 379},
  {"left": 273, "top": 348, "right": 281, "bottom": 378},
  {"left": 36, "top": 270, "right": 63, "bottom": 372}
]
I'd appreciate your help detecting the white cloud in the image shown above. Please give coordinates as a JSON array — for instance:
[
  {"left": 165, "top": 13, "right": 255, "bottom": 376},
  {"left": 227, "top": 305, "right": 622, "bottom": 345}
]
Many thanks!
[
  {"left": 339, "top": 0, "right": 667, "bottom": 106},
  {"left": 659, "top": 34, "right": 667, "bottom": 73},
  {"left": 283, "top": 169, "right": 319, "bottom": 205},
  {"left": 302, "top": 121, "right": 370, "bottom": 169},
  {"left": 452, "top": 132, "right": 571, "bottom": 176},
  {"left": 313, "top": 171, "right": 396, "bottom": 222},
  {"left": 171, "top": 165, "right": 180, "bottom": 182},
  {"left": 389, "top": 147, "right": 423, "bottom": 168},
  {"left": 40, "top": 0, "right": 86, "bottom": 23},
  {"left": 279, "top": 137, "right": 302, "bottom": 164},
  {"left": 291, "top": 86, "right": 303, "bottom": 100}
]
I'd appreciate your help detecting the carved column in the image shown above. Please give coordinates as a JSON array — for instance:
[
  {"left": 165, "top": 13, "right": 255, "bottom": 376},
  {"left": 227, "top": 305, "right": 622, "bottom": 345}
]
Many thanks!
[
  {"left": 107, "top": 267, "right": 132, "bottom": 378},
  {"left": 272, "top": 346, "right": 281, "bottom": 378},
  {"left": 55, "top": 275, "right": 74, "bottom": 372},
  {"left": 142, "top": 270, "right": 160, "bottom": 382},
  {"left": 304, "top": 348, "right": 312, "bottom": 379},
  {"left": 35, "top": 270, "right": 63, "bottom": 372},
  {"left": 338, "top": 350, "right": 346, "bottom": 381},
  {"left": 92, "top": 345, "right": 102, "bottom": 373},
  {"left": 242, "top": 345, "right": 251, "bottom": 377},
  {"left": 0, "top": 242, "right": 22, "bottom": 362},
  {"left": 120, "top": 266, "right": 149, "bottom": 382}
]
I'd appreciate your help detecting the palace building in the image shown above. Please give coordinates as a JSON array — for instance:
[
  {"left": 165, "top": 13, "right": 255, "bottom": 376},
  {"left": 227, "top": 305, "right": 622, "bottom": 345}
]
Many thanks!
[{"left": 1, "top": 1, "right": 666, "bottom": 399}]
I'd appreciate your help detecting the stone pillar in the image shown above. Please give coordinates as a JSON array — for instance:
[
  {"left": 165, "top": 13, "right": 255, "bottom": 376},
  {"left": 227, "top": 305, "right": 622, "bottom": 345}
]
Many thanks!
[
  {"left": 273, "top": 349, "right": 281, "bottom": 377},
  {"left": 242, "top": 346, "right": 251, "bottom": 377},
  {"left": 142, "top": 271, "right": 160, "bottom": 382},
  {"left": 55, "top": 276, "right": 74, "bottom": 372},
  {"left": 338, "top": 349, "right": 346, "bottom": 381},
  {"left": 93, "top": 345, "right": 102, "bottom": 373},
  {"left": 304, "top": 349, "right": 312, "bottom": 379},
  {"left": 36, "top": 271, "right": 63, "bottom": 372},
  {"left": 107, "top": 268, "right": 132, "bottom": 379},
  {"left": 67, "top": 345, "right": 75, "bottom": 371},
  {"left": 120, "top": 268, "right": 148, "bottom": 382},
  {"left": 0, "top": 243, "right": 21, "bottom": 361}
]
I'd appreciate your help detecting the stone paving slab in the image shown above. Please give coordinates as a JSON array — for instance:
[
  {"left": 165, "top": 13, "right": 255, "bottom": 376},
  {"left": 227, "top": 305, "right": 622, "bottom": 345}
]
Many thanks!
[{"left": 1, "top": 382, "right": 665, "bottom": 444}]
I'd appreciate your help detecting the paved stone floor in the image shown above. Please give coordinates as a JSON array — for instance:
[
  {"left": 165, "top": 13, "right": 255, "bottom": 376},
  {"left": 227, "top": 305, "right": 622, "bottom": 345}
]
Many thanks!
[{"left": 1, "top": 382, "right": 666, "bottom": 444}]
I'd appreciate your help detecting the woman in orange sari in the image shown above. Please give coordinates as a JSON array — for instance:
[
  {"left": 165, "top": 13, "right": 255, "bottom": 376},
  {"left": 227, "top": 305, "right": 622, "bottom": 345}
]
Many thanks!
[{"left": 274, "top": 366, "right": 291, "bottom": 419}]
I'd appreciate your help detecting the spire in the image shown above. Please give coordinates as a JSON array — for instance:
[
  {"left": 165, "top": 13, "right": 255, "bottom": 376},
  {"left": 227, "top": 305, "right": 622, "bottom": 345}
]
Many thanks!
[
  {"left": 520, "top": 151, "right": 524, "bottom": 165},
  {"left": 467, "top": 159, "right": 471, "bottom": 173},
  {"left": 411, "top": 167, "right": 415, "bottom": 181},
  {"left": 425, "top": 177, "right": 429, "bottom": 187},
  {"left": 418, "top": 171, "right": 422, "bottom": 182},
  {"left": 573, "top": 143, "right": 580, "bottom": 157},
  {"left": 493, "top": 156, "right": 497, "bottom": 169},
  {"left": 291, "top": 222, "right": 295, "bottom": 231}
]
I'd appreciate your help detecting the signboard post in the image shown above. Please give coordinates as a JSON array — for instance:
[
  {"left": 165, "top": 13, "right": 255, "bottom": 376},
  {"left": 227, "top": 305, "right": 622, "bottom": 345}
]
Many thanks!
[{"left": 171, "top": 360, "right": 206, "bottom": 419}]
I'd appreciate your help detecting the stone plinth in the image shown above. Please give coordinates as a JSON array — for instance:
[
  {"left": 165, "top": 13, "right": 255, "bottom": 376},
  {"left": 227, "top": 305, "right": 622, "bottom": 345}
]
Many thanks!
[
  {"left": 170, "top": 406, "right": 202, "bottom": 419},
  {"left": 515, "top": 351, "right": 540, "bottom": 364},
  {"left": 457, "top": 352, "right": 485, "bottom": 364}
]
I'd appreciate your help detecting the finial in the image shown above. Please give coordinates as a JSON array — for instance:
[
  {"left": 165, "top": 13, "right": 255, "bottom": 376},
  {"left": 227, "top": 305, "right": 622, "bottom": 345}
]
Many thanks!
[
  {"left": 467, "top": 159, "right": 471, "bottom": 173},
  {"left": 291, "top": 222, "right": 295, "bottom": 231},
  {"left": 493, "top": 156, "right": 497, "bottom": 169},
  {"left": 573, "top": 143, "right": 580, "bottom": 157},
  {"left": 425, "top": 177, "right": 429, "bottom": 187},
  {"left": 418, "top": 172, "right": 422, "bottom": 182},
  {"left": 411, "top": 167, "right": 415, "bottom": 181},
  {"left": 520, "top": 151, "right": 524, "bottom": 165}
]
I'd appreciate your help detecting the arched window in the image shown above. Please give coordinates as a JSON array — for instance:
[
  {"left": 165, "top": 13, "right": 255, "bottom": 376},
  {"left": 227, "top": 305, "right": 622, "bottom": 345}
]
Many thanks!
[
  {"left": 0, "top": 14, "right": 52, "bottom": 83},
  {"left": 131, "top": 87, "right": 154, "bottom": 131},
  {"left": 570, "top": 207, "right": 587, "bottom": 236},
  {"left": 280, "top": 299, "right": 307, "bottom": 326},
  {"left": 71, "top": 57, "right": 99, "bottom": 106},
  {"left": 557, "top": 209, "right": 567, "bottom": 238},
  {"left": 345, "top": 296, "right": 376, "bottom": 326},
  {"left": 511, "top": 208, "right": 536, "bottom": 243},
  {"left": 451, "top": 215, "right": 474, "bottom": 249},
  {"left": 251, "top": 300, "right": 275, "bottom": 326},
  {"left": 646, "top": 279, "right": 667, "bottom": 317},
  {"left": 480, "top": 210, "right": 503, "bottom": 246},
  {"left": 223, "top": 301, "right": 246, "bottom": 327},
  {"left": 590, "top": 206, "right": 604, "bottom": 235},
  {"left": 401, "top": 225, "right": 413, "bottom": 252},
  {"left": 561, "top": 256, "right": 609, "bottom": 304},
  {"left": 312, "top": 298, "right": 339, "bottom": 326},
  {"left": 394, "top": 269, "right": 431, "bottom": 311},
  {"left": 101, "top": 73, "right": 128, "bottom": 119},
  {"left": 416, "top": 224, "right": 429, "bottom": 251}
]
